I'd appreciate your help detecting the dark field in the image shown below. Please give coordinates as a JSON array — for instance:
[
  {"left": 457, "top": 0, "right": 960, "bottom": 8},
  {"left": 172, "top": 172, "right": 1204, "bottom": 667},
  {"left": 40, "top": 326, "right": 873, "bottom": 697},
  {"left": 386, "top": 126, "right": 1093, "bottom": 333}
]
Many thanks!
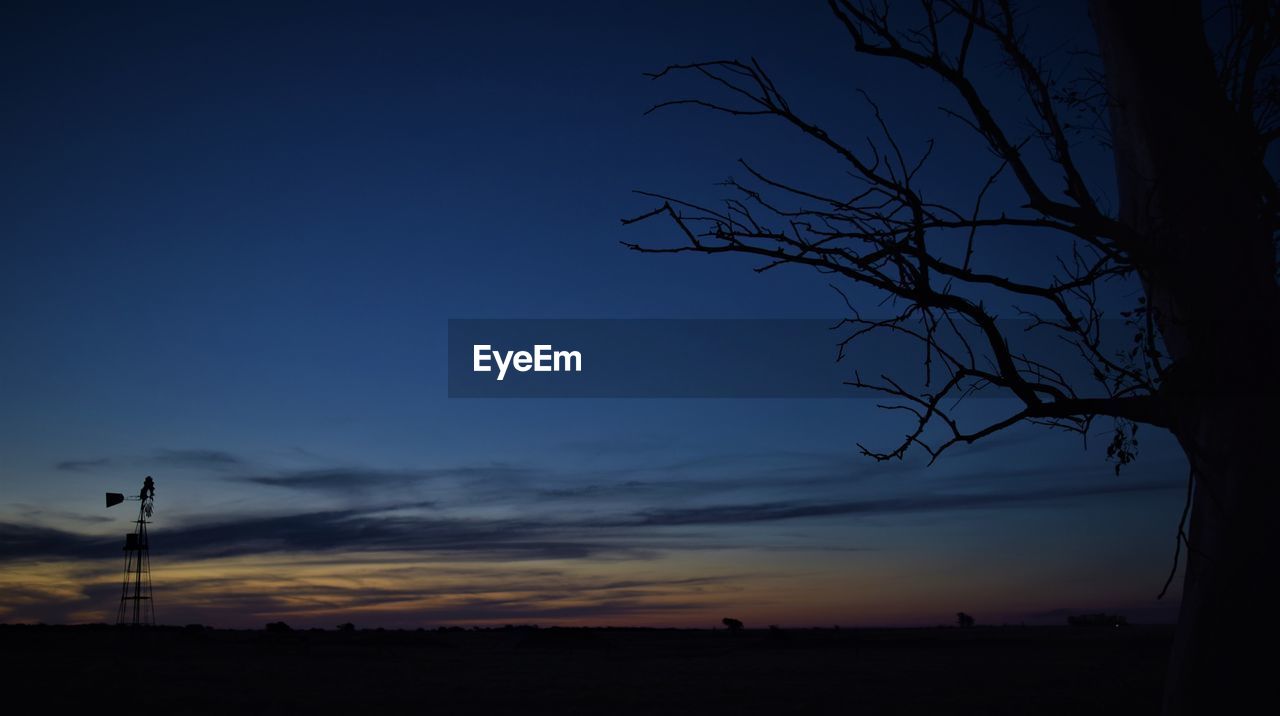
[{"left": 1, "top": 623, "right": 1172, "bottom": 714}]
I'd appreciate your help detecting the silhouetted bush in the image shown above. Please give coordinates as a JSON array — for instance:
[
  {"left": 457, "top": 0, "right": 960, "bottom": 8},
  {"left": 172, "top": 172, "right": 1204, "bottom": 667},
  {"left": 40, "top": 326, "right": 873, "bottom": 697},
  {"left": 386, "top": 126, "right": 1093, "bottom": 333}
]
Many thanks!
[
  {"left": 336, "top": 622, "right": 355, "bottom": 632},
  {"left": 722, "top": 617, "right": 744, "bottom": 631},
  {"left": 265, "top": 621, "right": 292, "bottom": 633},
  {"left": 956, "top": 612, "right": 975, "bottom": 628}
]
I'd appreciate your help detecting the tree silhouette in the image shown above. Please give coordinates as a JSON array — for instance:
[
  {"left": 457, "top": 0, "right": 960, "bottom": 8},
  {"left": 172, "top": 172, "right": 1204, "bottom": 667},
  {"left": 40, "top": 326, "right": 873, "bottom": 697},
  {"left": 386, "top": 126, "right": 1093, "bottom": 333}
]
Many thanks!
[
  {"left": 624, "top": 2, "right": 1278, "bottom": 713},
  {"left": 956, "top": 612, "right": 975, "bottom": 628}
]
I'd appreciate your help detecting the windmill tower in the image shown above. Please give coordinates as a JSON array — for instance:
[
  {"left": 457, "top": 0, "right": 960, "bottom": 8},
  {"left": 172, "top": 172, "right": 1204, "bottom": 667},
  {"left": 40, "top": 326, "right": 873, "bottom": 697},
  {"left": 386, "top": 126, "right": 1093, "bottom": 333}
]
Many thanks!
[{"left": 107, "top": 476, "right": 156, "bottom": 626}]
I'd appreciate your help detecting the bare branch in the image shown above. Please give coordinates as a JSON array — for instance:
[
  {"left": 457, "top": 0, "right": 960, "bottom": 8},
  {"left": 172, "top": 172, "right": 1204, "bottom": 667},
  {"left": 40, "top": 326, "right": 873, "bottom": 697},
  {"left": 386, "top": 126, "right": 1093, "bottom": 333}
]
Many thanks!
[{"left": 624, "top": 1, "right": 1175, "bottom": 463}]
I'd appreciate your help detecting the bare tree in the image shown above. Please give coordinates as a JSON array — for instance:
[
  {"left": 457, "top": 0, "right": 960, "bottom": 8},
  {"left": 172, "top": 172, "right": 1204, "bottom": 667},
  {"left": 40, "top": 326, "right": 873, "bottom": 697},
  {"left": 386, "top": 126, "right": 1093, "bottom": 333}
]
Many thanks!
[{"left": 624, "top": 2, "right": 1278, "bottom": 713}]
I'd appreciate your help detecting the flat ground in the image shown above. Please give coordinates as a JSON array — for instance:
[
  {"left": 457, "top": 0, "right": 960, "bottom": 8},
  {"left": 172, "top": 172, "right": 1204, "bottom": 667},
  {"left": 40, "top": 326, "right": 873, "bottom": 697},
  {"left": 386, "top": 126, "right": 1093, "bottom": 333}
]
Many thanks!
[{"left": 0, "top": 624, "right": 1172, "bottom": 714}]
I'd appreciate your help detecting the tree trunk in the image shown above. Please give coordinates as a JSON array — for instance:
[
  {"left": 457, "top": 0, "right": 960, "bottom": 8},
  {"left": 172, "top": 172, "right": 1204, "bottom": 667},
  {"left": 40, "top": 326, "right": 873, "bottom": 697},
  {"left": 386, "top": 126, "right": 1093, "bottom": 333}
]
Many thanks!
[
  {"left": 1091, "top": 1, "right": 1280, "bottom": 713},
  {"left": 1164, "top": 410, "right": 1280, "bottom": 714}
]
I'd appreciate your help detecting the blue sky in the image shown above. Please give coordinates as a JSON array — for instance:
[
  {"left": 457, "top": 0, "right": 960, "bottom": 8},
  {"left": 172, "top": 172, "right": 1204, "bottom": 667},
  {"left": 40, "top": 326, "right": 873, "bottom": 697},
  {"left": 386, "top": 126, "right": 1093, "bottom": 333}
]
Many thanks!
[{"left": 0, "top": 1, "right": 1187, "bottom": 627}]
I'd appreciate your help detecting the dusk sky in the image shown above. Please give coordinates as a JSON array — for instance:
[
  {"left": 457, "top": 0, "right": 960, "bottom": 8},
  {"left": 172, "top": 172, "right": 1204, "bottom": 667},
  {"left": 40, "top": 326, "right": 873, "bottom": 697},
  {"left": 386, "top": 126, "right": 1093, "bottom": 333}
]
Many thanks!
[{"left": 1, "top": 1, "right": 1187, "bottom": 628}]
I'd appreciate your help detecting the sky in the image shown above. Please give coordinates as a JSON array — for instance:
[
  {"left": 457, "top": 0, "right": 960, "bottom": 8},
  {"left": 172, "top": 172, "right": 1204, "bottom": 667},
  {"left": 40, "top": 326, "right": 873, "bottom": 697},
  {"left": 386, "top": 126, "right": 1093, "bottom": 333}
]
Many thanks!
[{"left": 0, "top": 1, "right": 1188, "bottom": 628}]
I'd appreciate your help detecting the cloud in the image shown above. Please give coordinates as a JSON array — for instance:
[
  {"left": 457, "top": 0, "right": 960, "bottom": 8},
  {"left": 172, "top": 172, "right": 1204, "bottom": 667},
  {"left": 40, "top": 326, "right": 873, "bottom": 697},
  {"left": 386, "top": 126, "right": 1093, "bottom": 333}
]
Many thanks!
[
  {"left": 538, "top": 480, "right": 654, "bottom": 499},
  {"left": 0, "top": 557, "right": 748, "bottom": 627},
  {"left": 153, "top": 449, "right": 244, "bottom": 469},
  {"left": 233, "top": 464, "right": 539, "bottom": 495},
  {"left": 168, "top": 509, "right": 640, "bottom": 561},
  {"left": 236, "top": 469, "right": 429, "bottom": 492},
  {"left": 529, "top": 452, "right": 910, "bottom": 503},
  {"left": 3, "top": 465, "right": 1180, "bottom": 566},
  {"left": 16, "top": 508, "right": 112, "bottom": 525},
  {"left": 0, "top": 522, "right": 115, "bottom": 559},
  {"left": 629, "top": 480, "right": 1181, "bottom": 526},
  {"left": 55, "top": 458, "right": 112, "bottom": 472},
  {"left": 55, "top": 448, "right": 245, "bottom": 472},
  {"left": 528, "top": 455, "right": 1171, "bottom": 510},
  {"left": 0, "top": 505, "right": 652, "bottom": 563}
]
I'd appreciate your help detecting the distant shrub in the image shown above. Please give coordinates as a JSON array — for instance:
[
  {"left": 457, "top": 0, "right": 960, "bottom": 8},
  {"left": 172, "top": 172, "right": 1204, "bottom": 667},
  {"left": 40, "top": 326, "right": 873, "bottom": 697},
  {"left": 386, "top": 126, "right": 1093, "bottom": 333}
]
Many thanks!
[
  {"left": 956, "top": 612, "right": 975, "bottom": 628},
  {"left": 265, "top": 621, "right": 292, "bottom": 633},
  {"left": 722, "top": 617, "right": 744, "bottom": 631},
  {"left": 336, "top": 622, "right": 355, "bottom": 632}
]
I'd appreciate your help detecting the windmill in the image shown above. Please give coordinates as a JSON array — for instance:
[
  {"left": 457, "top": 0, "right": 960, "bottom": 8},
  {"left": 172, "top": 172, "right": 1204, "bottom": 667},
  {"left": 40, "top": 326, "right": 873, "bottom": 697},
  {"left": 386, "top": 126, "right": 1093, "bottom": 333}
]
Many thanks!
[{"left": 106, "top": 476, "right": 156, "bottom": 626}]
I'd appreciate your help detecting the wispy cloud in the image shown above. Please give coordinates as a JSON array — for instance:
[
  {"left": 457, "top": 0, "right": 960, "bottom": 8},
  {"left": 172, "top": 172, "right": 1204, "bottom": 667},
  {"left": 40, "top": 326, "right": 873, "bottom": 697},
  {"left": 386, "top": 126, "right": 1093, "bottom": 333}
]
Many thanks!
[
  {"left": 0, "top": 522, "right": 115, "bottom": 559},
  {"left": 55, "top": 458, "right": 113, "bottom": 472},
  {"left": 628, "top": 480, "right": 1181, "bottom": 526},
  {"left": 0, "top": 507, "right": 651, "bottom": 562},
  {"left": 0, "top": 566, "right": 746, "bottom": 627},
  {"left": 234, "top": 464, "right": 537, "bottom": 495},
  {"left": 1, "top": 474, "right": 1178, "bottom": 564},
  {"left": 153, "top": 449, "right": 244, "bottom": 469},
  {"left": 55, "top": 448, "right": 245, "bottom": 472}
]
